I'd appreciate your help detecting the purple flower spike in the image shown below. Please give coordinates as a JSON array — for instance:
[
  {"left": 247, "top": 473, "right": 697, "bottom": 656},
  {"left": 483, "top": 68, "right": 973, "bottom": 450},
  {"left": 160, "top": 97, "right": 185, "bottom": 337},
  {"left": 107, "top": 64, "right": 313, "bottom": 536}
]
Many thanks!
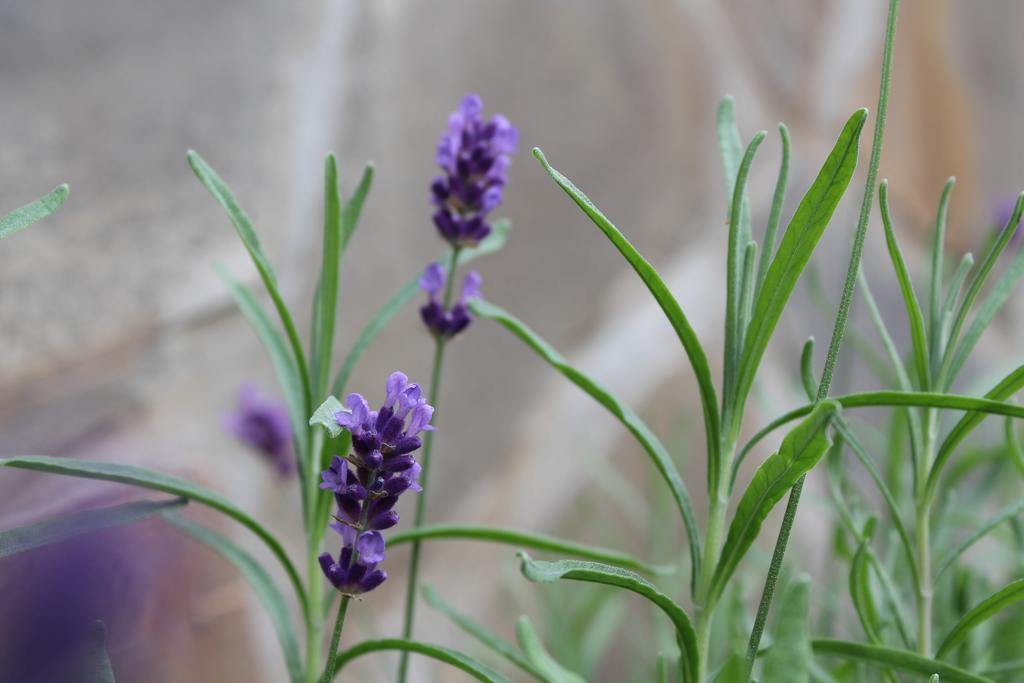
[
  {"left": 318, "top": 372, "right": 434, "bottom": 596},
  {"left": 223, "top": 384, "right": 295, "bottom": 477},
  {"left": 419, "top": 263, "right": 483, "bottom": 340},
  {"left": 431, "top": 93, "right": 517, "bottom": 248}
]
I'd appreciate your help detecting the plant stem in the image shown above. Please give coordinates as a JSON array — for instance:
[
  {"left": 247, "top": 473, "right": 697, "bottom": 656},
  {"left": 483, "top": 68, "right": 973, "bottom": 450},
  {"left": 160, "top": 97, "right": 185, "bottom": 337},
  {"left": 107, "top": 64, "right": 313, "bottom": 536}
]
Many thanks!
[
  {"left": 320, "top": 596, "right": 351, "bottom": 683},
  {"left": 916, "top": 502, "right": 933, "bottom": 656},
  {"left": 744, "top": 1, "right": 900, "bottom": 676},
  {"left": 304, "top": 553, "right": 324, "bottom": 683},
  {"left": 397, "top": 247, "right": 460, "bottom": 682}
]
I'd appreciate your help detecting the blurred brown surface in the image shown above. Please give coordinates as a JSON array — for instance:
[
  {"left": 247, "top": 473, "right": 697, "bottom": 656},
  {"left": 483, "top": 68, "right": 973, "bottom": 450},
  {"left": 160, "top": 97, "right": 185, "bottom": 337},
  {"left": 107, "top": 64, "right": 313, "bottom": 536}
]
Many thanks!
[{"left": 2, "top": 0, "right": 1024, "bottom": 680}]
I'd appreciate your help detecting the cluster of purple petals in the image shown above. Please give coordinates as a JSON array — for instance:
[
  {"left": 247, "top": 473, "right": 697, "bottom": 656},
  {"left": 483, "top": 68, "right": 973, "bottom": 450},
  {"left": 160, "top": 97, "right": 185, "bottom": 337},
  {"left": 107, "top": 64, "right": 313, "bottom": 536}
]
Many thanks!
[
  {"left": 223, "top": 384, "right": 295, "bottom": 477},
  {"left": 318, "top": 372, "right": 433, "bottom": 595},
  {"left": 431, "top": 93, "right": 518, "bottom": 247},
  {"left": 419, "top": 262, "right": 482, "bottom": 339}
]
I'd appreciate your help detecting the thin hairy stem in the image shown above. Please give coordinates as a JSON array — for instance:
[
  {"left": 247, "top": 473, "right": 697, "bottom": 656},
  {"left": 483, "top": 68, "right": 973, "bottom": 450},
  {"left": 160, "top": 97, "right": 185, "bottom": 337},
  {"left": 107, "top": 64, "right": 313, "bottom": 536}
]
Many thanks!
[
  {"left": 397, "top": 247, "right": 460, "bottom": 682},
  {"left": 320, "top": 596, "right": 351, "bottom": 683},
  {"left": 744, "top": 1, "right": 900, "bottom": 676}
]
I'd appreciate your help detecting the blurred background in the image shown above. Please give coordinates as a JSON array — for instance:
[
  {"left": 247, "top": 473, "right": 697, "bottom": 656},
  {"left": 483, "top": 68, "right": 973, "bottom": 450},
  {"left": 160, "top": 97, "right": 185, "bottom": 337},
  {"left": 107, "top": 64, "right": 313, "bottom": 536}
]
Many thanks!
[{"left": 2, "top": 0, "right": 1024, "bottom": 680}]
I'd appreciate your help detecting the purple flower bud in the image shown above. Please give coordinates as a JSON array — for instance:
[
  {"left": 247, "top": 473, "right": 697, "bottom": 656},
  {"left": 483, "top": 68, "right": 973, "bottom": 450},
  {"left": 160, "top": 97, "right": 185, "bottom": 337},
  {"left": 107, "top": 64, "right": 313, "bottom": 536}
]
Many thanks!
[
  {"left": 223, "top": 384, "right": 295, "bottom": 476},
  {"left": 431, "top": 93, "right": 517, "bottom": 248},
  {"left": 356, "top": 531, "right": 386, "bottom": 564},
  {"left": 369, "top": 509, "right": 400, "bottom": 531},
  {"left": 419, "top": 264, "right": 483, "bottom": 339}
]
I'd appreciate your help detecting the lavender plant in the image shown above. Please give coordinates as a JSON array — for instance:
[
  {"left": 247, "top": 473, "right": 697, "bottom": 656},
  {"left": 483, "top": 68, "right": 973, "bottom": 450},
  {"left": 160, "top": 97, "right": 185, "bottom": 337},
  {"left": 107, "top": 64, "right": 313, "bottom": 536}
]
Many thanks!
[{"left": 3, "top": 0, "right": 1024, "bottom": 681}]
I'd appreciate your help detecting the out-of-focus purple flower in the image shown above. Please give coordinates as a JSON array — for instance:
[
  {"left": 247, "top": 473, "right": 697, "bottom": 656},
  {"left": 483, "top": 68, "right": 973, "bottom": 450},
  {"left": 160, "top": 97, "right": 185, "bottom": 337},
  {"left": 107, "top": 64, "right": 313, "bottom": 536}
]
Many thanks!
[
  {"left": 993, "top": 195, "right": 1023, "bottom": 245},
  {"left": 419, "top": 262, "right": 482, "bottom": 339},
  {"left": 318, "top": 372, "right": 434, "bottom": 595},
  {"left": 431, "top": 93, "right": 518, "bottom": 247},
  {"left": 223, "top": 384, "right": 295, "bottom": 477}
]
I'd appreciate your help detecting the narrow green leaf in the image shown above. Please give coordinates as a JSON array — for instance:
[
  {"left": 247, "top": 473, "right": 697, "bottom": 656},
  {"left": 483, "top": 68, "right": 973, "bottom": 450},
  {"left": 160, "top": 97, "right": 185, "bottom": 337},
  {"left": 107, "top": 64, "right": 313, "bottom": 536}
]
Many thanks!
[
  {"left": 713, "top": 654, "right": 747, "bottom": 683},
  {"left": 0, "top": 455, "right": 307, "bottom": 618},
  {"left": 733, "top": 109, "right": 868, "bottom": 433},
  {"left": 937, "top": 253, "right": 974, "bottom": 367},
  {"left": 340, "top": 161, "right": 374, "bottom": 253},
  {"left": 800, "top": 337, "right": 818, "bottom": 401},
  {"left": 188, "top": 150, "right": 311, "bottom": 411},
  {"left": 948, "top": 194, "right": 1024, "bottom": 382},
  {"left": 331, "top": 639, "right": 510, "bottom": 683},
  {"left": 739, "top": 240, "right": 759, "bottom": 342},
  {"left": 310, "top": 154, "right": 344, "bottom": 402},
  {"left": 716, "top": 96, "right": 751, "bottom": 246},
  {"left": 935, "top": 499, "right": 1024, "bottom": 580},
  {"left": 0, "top": 184, "right": 68, "bottom": 240},
  {"left": 879, "top": 181, "right": 931, "bottom": 389},
  {"left": 710, "top": 401, "right": 839, "bottom": 605},
  {"left": 724, "top": 132, "right": 767, "bottom": 416},
  {"left": 471, "top": 298, "right": 701, "bottom": 587},
  {"left": 755, "top": 123, "right": 792, "bottom": 299},
  {"left": 516, "top": 615, "right": 587, "bottom": 683},
  {"left": 0, "top": 498, "right": 186, "bottom": 559},
  {"left": 309, "top": 396, "right": 346, "bottom": 438},
  {"left": 938, "top": 193, "right": 1024, "bottom": 389},
  {"left": 517, "top": 553, "right": 699, "bottom": 683},
  {"left": 739, "top": 391, "right": 1024, "bottom": 462},
  {"left": 423, "top": 585, "right": 544, "bottom": 680},
  {"left": 1006, "top": 415, "right": 1024, "bottom": 476},
  {"left": 533, "top": 147, "right": 722, "bottom": 496},
  {"left": 762, "top": 576, "right": 812, "bottom": 683},
  {"left": 811, "top": 640, "right": 994, "bottom": 682},
  {"left": 928, "top": 178, "right": 955, "bottom": 359},
  {"left": 388, "top": 524, "right": 670, "bottom": 576},
  {"left": 849, "top": 519, "right": 885, "bottom": 644},
  {"left": 217, "top": 265, "right": 309, "bottom": 482},
  {"left": 163, "top": 512, "right": 303, "bottom": 683},
  {"left": 329, "top": 218, "right": 510, "bottom": 398},
  {"left": 927, "top": 363, "right": 1024, "bottom": 503},
  {"left": 936, "top": 579, "right": 1024, "bottom": 659}
]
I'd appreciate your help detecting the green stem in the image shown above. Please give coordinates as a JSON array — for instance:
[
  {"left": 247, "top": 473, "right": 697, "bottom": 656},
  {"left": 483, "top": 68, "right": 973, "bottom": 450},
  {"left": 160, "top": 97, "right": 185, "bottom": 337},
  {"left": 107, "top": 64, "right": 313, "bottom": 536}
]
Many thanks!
[
  {"left": 744, "top": 1, "right": 900, "bottom": 677},
  {"left": 304, "top": 554, "right": 324, "bottom": 683},
  {"left": 397, "top": 247, "right": 460, "bottom": 682},
  {"left": 916, "top": 503, "right": 933, "bottom": 656},
  {"left": 320, "top": 596, "right": 351, "bottom": 683}
]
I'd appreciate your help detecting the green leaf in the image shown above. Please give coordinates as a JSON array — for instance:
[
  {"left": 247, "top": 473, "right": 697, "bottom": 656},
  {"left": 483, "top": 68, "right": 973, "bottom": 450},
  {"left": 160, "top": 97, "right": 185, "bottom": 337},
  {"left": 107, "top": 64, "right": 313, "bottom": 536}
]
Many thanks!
[
  {"left": 0, "top": 455, "right": 307, "bottom": 618},
  {"left": 188, "top": 150, "right": 311, "bottom": 411},
  {"left": 423, "top": 585, "right": 544, "bottom": 680},
  {"left": 800, "top": 337, "right": 818, "bottom": 400},
  {"left": 927, "top": 363, "right": 1024, "bottom": 503},
  {"left": 329, "top": 218, "right": 510, "bottom": 398},
  {"left": 948, "top": 194, "right": 1024, "bottom": 382},
  {"left": 532, "top": 147, "right": 722, "bottom": 496},
  {"left": 755, "top": 123, "right": 792, "bottom": 299},
  {"left": 739, "top": 391, "right": 1024, "bottom": 461},
  {"left": 938, "top": 193, "right": 1024, "bottom": 389},
  {"left": 388, "top": 524, "right": 671, "bottom": 576},
  {"left": 710, "top": 401, "right": 839, "bottom": 605},
  {"left": 732, "top": 109, "right": 867, "bottom": 432},
  {"left": 217, "top": 265, "right": 309, "bottom": 482},
  {"left": 471, "top": 298, "right": 701, "bottom": 588},
  {"left": 0, "top": 184, "right": 68, "bottom": 240},
  {"left": 928, "top": 178, "right": 955, "bottom": 364},
  {"left": 311, "top": 160, "right": 374, "bottom": 402},
  {"left": 724, "top": 132, "right": 767, "bottom": 415},
  {"left": 848, "top": 519, "right": 885, "bottom": 644},
  {"left": 0, "top": 497, "right": 186, "bottom": 559},
  {"left": 517, "top": 553, "right": 698, "bottom": 683},
  {"left": 331, "top": 639, "right": 511, "bottom": 683},
  {"left": 716, "top": 96, "right": 751, "bottom": 247},
  {"left": 935, "top": 499, "right": 1024, "bottom": 580},
  {"left": 516, "top": 615, "right": 587, "bottom": 683},
  {"left": 879, "top": 181, "right": 931, "bottom": 390},
  {"left": 309, "top": 395, "right": 346, "bottom": 438},
  {"left": 762, "top": 576, "right": 812, "bottom": 683},
  {"left": 936, "top": 579, "right": 1024, "bottom": 659},
  {"left": 310, "top": 154, "right": 344, "bottom": 402},
  {"left": 713, "top": 654, "right": 747, "bottom": 683},
  {"left": 811, "top": 640, "right": 994, "bottom": 682},
  {"left": 163, "top": 512, "right": 303, "bottom": 683}
]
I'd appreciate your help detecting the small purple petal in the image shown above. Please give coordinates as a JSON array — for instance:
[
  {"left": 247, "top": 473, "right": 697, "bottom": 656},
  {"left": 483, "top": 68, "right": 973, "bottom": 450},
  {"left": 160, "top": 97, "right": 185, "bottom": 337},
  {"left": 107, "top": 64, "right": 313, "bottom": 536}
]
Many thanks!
[
  {"left": 419, "top": 263, "right": 446, "bottom": 298},
  {"left": 356, "top": 531, "right": 386, "bottom": 564}
]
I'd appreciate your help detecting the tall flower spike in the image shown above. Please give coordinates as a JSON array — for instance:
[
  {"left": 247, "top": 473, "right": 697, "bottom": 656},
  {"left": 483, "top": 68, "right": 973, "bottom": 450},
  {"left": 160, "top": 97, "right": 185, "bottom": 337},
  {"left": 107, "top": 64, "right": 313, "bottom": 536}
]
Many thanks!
[
  {"left": 431, "top": 93, "right": 518, "bottom": 247},
  {"left": 222, "top": 384, "right": 295, "bottom": 477},
  {"left": 317, "top": 372, "right": 434, "bottom": 596},
  {"left": 419, "top": 263, "right": 483, "bottom": 339}
]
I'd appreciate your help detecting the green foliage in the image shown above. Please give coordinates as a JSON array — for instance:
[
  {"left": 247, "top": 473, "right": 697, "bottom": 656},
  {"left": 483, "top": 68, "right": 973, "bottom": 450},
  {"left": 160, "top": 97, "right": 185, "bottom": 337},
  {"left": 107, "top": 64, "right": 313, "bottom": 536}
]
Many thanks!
[
  {"left": 0, "top": 184, "right": 68, "bottom": 240},
  {"left": 330, "top": 639, "right": 511, "bottom": 682}
]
